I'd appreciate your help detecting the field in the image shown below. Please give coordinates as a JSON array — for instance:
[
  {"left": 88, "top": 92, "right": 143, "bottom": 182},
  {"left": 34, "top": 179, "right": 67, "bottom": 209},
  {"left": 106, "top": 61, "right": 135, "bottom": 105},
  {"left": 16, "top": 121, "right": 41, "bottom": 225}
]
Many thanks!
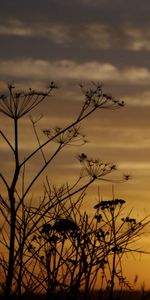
[{"left": 0, "top": 290, "right": 150, "bottom": 300}]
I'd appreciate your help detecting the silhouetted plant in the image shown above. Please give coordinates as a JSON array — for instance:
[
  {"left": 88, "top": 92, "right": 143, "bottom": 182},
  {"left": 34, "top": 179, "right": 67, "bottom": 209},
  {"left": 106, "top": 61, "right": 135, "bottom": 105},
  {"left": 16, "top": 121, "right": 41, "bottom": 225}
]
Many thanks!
[
  {"left": 23, "top": 188, "right": 149, "bottom": 300},
  {"left": 92, "top": 198, "right": 149, "bottom": 300},
  {"left": 0, "top": 82, "right": 127, "bottom": 299}
]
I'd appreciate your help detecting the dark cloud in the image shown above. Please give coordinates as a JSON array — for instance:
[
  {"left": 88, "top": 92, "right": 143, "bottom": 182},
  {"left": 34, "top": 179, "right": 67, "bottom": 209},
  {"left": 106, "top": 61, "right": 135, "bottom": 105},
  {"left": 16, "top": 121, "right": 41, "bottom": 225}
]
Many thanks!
[
  {"left": 0, "top": 0, "right": 149, "bottom": 75},
  {"left": 0, "top": 34, "right": 150, "bottom": 70},
  {"left": 1, "top": 0, "right": 150, "bottom": 25}
]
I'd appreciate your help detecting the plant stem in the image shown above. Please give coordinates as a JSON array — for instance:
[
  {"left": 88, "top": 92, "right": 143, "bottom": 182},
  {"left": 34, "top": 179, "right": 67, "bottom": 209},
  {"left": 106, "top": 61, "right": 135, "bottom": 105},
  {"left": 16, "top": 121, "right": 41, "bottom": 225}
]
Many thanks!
[{"left": 4, "top": 118, "right": 19, "bottom": 299}]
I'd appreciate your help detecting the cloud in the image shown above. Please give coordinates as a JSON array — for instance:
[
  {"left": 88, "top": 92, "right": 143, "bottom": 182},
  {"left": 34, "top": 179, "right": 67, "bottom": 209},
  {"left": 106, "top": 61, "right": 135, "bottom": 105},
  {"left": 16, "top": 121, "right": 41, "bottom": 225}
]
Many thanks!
[
  {"left": 0, "top": 19, "right": 33, "bottom": 36},
  {"left": 126, "top": 91, "right": 150, "bottom": 106},
  {"left": 124, "top": 25, "right": 150, "bottom": 51},
  {"left": 0, "top": 19, "right": 70, "bottom": 44},
  {"left": 120, "top": 162, "right": 150, "bottom": 170},
  {"left": 86, "top": 125, "right": 150, "bottom": 151},
  {"left": 0, "top": 59, "right": 119, "bottom": 81},
  {"left": 1, "top": 0, "right": 150, "bottom": 27},
  {"left": 1, "top": 18, "right": 150, "bottom": 52},
  {"left": 80, "top": 24, "right": 111, "bottom": 49},
  {"left": 0, "top": 20, "right": 112, "bottom": 49},
  {"left": 1, "top": 58, "right": 150, "bottom": 87},
  {"left": 85, "top": 23, "right": 150, "bottom": 51}
]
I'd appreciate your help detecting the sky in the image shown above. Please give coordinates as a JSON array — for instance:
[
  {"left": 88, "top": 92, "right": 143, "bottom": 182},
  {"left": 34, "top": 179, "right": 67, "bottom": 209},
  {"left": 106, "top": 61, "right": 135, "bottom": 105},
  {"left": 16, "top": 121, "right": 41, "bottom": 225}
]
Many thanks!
[{"left": 1, "top": 0, "right": 150, "bottom": 289}]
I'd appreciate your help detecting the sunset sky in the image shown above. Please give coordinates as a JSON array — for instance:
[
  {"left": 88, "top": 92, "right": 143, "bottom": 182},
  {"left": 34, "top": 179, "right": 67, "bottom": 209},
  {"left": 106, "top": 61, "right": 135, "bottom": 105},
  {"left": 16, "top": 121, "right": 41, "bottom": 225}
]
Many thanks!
[{"left": 1, "top": 0, "right": 150, "bottom": 289}]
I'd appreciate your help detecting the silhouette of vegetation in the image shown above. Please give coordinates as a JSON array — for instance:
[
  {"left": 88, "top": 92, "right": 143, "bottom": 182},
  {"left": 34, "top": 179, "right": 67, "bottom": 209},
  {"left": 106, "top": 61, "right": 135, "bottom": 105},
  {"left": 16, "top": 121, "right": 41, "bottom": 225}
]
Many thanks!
[
  {"left": 0, "top": 82, "right": 149, "bottom": 300},
  {"left": 24, "top": 191, "right": 149, "bottom": 300}
]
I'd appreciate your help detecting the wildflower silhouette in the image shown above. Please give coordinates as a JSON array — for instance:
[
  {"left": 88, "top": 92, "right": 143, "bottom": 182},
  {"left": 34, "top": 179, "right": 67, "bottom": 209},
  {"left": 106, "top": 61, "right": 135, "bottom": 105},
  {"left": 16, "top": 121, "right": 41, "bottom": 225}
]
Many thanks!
[
  {"left": 0, "top": 82, "right": 56, "bottom": 119},
  {"left": 53, "top": 218, "right": 79, "bottom": 232},
  {"left": 26, "top": 193, "right": 150, "bottom": 300},
  {"left": 0, "top": 82, "right": 148, "bottom": 300}
]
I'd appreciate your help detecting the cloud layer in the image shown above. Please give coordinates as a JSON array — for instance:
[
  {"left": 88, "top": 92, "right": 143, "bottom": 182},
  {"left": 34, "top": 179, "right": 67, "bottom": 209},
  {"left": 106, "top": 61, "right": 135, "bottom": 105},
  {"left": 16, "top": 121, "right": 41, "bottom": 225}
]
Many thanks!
[
  {"left": 1, "top": 58, "right": 150, "bottom": 87},
  {"left": 1, "top": 19, "right": 150, "bottom": 52}
]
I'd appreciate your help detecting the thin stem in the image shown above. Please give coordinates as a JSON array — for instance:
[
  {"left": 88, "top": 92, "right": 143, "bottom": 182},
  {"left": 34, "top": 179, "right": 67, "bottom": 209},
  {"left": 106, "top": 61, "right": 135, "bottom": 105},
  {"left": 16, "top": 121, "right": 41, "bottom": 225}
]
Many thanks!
[
  {"left": 0, "top": 130, "right": 15, "bottom": 153},
  {"left": 4, "top": 118, "right": 20, "bottom": 299}
]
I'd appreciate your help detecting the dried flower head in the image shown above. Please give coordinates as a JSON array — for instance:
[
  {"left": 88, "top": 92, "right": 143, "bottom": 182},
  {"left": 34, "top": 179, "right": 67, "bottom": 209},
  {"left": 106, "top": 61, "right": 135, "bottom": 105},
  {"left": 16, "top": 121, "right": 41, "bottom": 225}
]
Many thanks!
[
  {"left": 0, "top": 83, "right": 56, "bottom": 119},
  {"left": 80, "top": 82, "right": 124, "bottom": 110},
  {"left": 43, "top": 125, "right": 86, "bottom": 146},
  {"left": 78, "top": 154, "right": 117, "bottom": 180},
  {"left": 94, "top": 199, "right": 126, "bottom": 210}
]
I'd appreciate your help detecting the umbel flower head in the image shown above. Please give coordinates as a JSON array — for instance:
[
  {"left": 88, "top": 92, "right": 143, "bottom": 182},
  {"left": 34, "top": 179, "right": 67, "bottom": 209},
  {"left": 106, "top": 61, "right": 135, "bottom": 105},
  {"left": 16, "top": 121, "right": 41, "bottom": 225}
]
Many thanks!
[
  {"left": 78, "top": 153, "right": 117, "bottom": 180},
  {"left": 43, "top": 125, "right": 87, "bottom": 146},
  {"left": 94, "top": 199, "right": 126, "bottom": 210},
  {"left": 0, "top": 82, "right": 56, "bottom": 119},
  {"left": 78, "top": 153, "right": 130, "bottom": 183},
  {"left": 80, "top": 82, "right": 124, "bottom": 110}
]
